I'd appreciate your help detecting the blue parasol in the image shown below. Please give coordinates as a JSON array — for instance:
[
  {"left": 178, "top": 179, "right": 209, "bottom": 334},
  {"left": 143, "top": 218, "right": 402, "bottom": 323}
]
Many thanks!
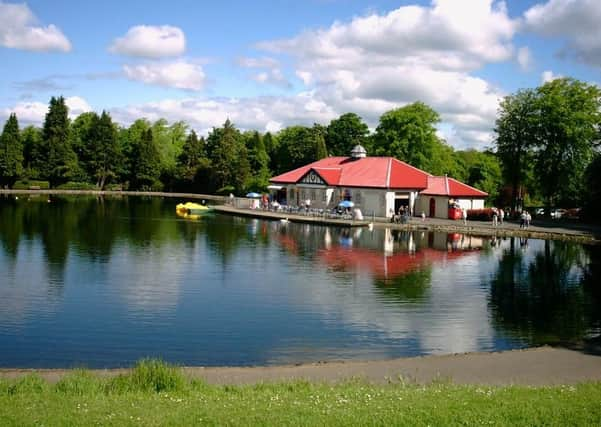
[
  {"left": 338, "top": 200, "right": 354, "bottom": 208},
  {"left": 246, "top": 192, "right": 261, "bottom": 198}
]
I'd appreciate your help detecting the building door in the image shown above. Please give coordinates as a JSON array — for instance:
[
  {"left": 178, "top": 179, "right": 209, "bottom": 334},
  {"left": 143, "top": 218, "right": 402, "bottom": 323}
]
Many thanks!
[{"left": 429, "top": 198, "right": 436, "bottom": 217}]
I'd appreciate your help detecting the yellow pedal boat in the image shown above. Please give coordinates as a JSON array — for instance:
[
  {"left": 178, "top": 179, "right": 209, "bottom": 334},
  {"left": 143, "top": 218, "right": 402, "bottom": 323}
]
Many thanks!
[{"left": 176, "top": 202, "right": 213, "bottom": 219}]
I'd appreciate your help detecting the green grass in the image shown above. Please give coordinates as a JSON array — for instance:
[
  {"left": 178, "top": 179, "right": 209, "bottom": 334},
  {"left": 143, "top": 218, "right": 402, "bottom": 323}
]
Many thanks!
[{"left": 1, "top": 360, "right": 600, "bottom": 426}]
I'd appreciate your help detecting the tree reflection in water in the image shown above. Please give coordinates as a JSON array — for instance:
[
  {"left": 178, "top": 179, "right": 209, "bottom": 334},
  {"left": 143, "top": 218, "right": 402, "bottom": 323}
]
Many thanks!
[{"left": 489, "top": 237, "right": 601, "bottom": 345}]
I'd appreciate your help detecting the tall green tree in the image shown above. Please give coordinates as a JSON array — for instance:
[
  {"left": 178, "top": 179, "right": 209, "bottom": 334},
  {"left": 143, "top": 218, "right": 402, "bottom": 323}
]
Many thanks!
[
  {"left": 86, "top": 111, "right": 120, "bottom": 189},
  {"left": 326, "top": 112, "right": 369, "bottom": 156},
  {"left": 0, "top": 113, "right": 23, "bottom": 187},
  {"left": 208, "top": 119, "right": 250, "bottom": 193},
  {"left": 534, "top": 78, "right": 601, "bottom": 209},
  {"left": 313, "top": 124, "right": 328, "bottom": 160},
  {"left": 245, "top": 130, "right": 271, "bottom": 190},
  {"left": 496, "top": 79, "right": 601, "bottom": 212},
  {"left": 42, "top": 96, "right": 77, "bottom": 187},
  {"left": 495, "top": 89, "right": 538, "bottom": 211},
  {"left": 131, "top": 128, "right": 160, "bottom": 190},
  {"left": 70, "top": 112, "right": 98, "bottom": 182},
  {"left": 372, "top": 102, "right": 444, "bottom": 172},
  {"left": 176, "top": 130, "right": 207, "bottom": 185},
  {"left": 21, "top": 125, "right": 43, "bottom": 178},
  {"left": 583, "top": 154, "right": 601, "bottom": 221}
]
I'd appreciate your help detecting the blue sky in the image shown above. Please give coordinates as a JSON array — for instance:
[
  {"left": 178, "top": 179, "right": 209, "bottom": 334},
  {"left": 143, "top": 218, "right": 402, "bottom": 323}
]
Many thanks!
[{"left": 1, "top": 0, "right": 600, "bottom": 149}]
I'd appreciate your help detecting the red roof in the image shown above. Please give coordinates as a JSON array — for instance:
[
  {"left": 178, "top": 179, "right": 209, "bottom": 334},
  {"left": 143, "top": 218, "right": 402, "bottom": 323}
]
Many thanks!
[
  {"left": 420, "top": 176, "right": 488, "bottom": 198},
  {"left": 271, "top": 157, "right": 429, "bottom": 189}
]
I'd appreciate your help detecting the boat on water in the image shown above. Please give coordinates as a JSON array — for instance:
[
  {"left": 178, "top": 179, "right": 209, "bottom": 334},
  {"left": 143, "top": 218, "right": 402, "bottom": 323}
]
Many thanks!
[{"left": 176, "top": 202, "right": 213, "bottom": 219}]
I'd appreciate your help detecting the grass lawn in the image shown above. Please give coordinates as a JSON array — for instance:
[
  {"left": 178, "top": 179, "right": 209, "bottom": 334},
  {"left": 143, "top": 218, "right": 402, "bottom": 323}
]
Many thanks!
[{"left": 1, "top": 360, "right": 600, "bottom": 426}]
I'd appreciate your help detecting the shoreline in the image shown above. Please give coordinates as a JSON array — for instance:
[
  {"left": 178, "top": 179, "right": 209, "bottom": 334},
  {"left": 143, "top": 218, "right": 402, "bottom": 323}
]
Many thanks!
[
  {"left": 2, "top": 189, "right": 600, "bottom": 244},
  {"left": 1, "top": 347, "right": 600, "bottom": 386}
]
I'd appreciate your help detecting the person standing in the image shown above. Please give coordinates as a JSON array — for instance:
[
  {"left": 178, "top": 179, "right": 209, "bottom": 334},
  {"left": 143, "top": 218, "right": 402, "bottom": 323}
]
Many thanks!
[
  {"left": 526, "top": 211, "right": 531, "bottom": 228},
  {"left": 462, "top": 208, "right": 467, "bottom": 225},
  {"left": 499, "top": 208, "right": 504, "bottom": 225},
  {"left": 492, "top": 208, "right": 498, "bottom": 227}
]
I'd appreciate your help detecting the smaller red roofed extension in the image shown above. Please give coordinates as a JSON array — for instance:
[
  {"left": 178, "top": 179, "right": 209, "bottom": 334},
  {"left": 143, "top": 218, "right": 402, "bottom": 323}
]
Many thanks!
[{"left": 420, "top": 176, "right": 487, "bottom": 198}]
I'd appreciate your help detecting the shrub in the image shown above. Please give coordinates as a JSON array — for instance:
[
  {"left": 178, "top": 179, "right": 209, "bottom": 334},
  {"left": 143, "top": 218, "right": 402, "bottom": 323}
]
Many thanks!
[
  {"left": 12, "top": 180, "right": 50, "bottom": 190},
  {"left": 467, "top": 208, "right": 495, "bottom": 220},
  {"left": 55, "top": 182, "right": 98, "bottom": 190}
]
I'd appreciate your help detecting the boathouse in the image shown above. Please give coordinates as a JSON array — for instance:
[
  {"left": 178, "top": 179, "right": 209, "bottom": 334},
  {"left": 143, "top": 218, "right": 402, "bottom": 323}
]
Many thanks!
[{"left": 269, "top": 145, "right": 487, "bottom": 219}]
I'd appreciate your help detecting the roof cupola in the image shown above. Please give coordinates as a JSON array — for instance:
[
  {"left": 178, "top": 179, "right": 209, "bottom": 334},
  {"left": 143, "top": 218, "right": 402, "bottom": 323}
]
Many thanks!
[{"left": 350, "top": 144, "right": 367, "bottom": 158}]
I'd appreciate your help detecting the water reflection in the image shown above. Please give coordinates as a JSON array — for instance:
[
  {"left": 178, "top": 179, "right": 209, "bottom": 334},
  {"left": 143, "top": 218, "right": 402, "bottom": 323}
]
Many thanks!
[
  {"left": 0, "top": 195, "right": 600, "bottom": 368},
  {"left": 489, "top": 238, "right": 601, "bottom": 345}
]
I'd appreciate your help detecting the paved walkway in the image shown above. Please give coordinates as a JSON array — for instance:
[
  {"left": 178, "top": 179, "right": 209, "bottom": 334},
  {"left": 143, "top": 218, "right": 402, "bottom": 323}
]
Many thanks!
[{"left": 397, "top": 215, "right": 601, "bottom": 243}]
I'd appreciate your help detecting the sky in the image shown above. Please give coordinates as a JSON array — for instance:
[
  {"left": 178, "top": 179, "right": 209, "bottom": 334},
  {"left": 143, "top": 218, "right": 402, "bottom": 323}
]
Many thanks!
[{"left": 1, "top": 0, "right": 600, "bottom": 150}]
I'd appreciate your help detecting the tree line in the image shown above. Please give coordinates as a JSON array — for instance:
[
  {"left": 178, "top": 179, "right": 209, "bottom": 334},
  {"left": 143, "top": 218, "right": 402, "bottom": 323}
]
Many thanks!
[
  {"left": 1, "top": 77, "right": 599, "bottom": 218},
  {"left": 0, "top": 96, "right": 501, "bottom": 199}
]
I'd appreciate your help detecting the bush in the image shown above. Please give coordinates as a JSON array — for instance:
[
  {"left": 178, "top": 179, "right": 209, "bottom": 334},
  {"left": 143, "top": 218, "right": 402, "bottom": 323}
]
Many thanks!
[
  {"left": 467, "top": 208, "right": 495, "bottom": 220},
  {"left": 216, "top": 185, "right": 235, "bottom": 196},
  {"left": 55, "top": 182, "right": 98, "bottom": 190},
  {"left": 12, "top": 180, "right": 50, "bottom": 190}
]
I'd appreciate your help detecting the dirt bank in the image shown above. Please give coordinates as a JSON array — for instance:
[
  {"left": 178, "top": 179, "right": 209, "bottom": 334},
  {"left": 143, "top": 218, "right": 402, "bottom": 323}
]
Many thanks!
[{"left": 2, "top": 347, "right": 600, "bottom": 386}]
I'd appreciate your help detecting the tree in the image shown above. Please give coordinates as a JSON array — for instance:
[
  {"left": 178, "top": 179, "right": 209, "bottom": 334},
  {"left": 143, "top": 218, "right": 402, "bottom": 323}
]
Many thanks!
[
  {"left": 70, "top": 112, "right": 98, "bottom": 177},
  {"left": 583, "top": 153, "right": 601, "bottom": 221},
  {"left": 495, "top": 89, "right": 538, "bottom": 211},
  {"left": 0, "top": 113, "right": 23, "bottom": 187},
  {"left": 42, "top": 96, "right": 77, "bottom": 187},
  {"left": 245, "top": 131, "right": 271, "bottom": 190},
  {"left": 176, "top": 130, "right": 207, "bottom": 185},
  {"left": 86, "top": 111, "right": 120, "bottom": 189},
  {"left": 454, "top": 149, "right": 503, "bottom": 205},
  {"left": 534, "top": 78, "right": 601, "bottom": 209},
  {"left": 131, "top": 128, "right": 160, "bottom": 190},
  {"left": 496, "top": 79, "right": 601, "bottom": 212},
  {"left": 119, "top": 119, "right": 151, "bottom": 186},
  {"left": 208, "top": 119, "right": 250, "bottom": 193},
  {"left": 21, "top": 125, "right": 43, "bottom": 178},
  {"left": 372, "top": 102, "right": 444, "bottom": 172},
  {"left": 274, "top": 125, "right": 326, "bottom": 174},
  {"left": 326, "top": 112, "right": 369, "bottom": 156},
  {"left": 313, "top": 124, "right": 328, "bottom": 160}
]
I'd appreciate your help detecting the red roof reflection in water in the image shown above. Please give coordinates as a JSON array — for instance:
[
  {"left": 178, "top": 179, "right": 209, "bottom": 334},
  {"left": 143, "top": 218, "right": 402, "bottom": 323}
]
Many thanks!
[{"left": 318, "top": 246, "right": 478, "bottom": 279}]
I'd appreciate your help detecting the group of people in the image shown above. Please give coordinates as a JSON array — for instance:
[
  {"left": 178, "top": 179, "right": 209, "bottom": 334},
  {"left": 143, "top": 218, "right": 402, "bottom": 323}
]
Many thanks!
[
  {"left": 391, "top": 205, "right": 410, "bottom": 224},
  {"left": 520, "top": 210, "right": 532, "bottom": 228},
  {"left": 491, "top": 208, "right": 505, "bottom": 226}
]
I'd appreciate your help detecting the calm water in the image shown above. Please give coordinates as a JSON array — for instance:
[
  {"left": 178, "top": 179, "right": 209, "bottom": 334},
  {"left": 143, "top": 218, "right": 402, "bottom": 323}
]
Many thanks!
[{"left": 1, "top": 195, "right": 600, "bottom": 368}]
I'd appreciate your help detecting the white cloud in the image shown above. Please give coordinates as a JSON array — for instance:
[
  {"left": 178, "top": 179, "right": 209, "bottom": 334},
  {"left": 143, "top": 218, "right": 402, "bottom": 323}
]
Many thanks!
[
  {"left": 1, "top": 96, "right": 92, "bottom": 125},
  {"left": 524, "top": 0, "right": 601, "bottom": 67},
  {"left": 541, "top": 69, "right": 562, "bottom": 83},
  {"left": 517, "top": 46, "right": 532, "bottom": 70},
  {"left": 123, "top": 61, "right": 205, "bottom": 91},
  {"left": 109, "top": 25, "right": 185, "bottom": 58},
  {"left": 252, "top": 0, "right": 512, "bottom": 148},
  {"left": 1, "top": 101, "right": 47, "bottom": 124},
  {"left": 238, "top": 56, "right": 291, "bottom": 88},
  {"left": 109, "top": 94, "right": 338, "bottom": 135},
  {"left": 237, "top": 56, "right": 280, "bottom": 69},
  {"left": 65, "top": 96, "right": 92, "bottom": 116},
  {"left": 0, "top": 1, "right": 71, "bottom": 52}
]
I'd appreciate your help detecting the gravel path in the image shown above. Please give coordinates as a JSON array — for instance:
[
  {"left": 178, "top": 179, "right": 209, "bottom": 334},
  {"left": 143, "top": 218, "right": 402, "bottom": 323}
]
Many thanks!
[{"left": 2, "top": 347, "right": 600, "bottom": 386}]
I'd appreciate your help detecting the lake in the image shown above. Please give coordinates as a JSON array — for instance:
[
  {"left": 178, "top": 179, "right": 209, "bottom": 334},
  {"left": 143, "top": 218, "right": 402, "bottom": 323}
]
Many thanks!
[{"left": 1, "top": 195, "right": 600, "bottom": 368}]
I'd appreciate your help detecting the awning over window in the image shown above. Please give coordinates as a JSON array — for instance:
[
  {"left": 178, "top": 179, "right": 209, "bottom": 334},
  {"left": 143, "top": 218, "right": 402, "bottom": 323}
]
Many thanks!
[{"left": 267, "top": 185, "right": 283, "bottom": 190}]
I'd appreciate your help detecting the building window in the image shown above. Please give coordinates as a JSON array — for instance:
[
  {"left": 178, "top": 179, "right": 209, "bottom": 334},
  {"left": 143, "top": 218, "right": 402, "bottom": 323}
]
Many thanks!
[
  {"left": 322, "top": 190, "right": 328, "bottom": 202},
  {"left": 310, "top": 189, "right": 316, "bottom": 201},
  {"left": 355, "top": 191, "right": 362, "bottom": 204}
]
